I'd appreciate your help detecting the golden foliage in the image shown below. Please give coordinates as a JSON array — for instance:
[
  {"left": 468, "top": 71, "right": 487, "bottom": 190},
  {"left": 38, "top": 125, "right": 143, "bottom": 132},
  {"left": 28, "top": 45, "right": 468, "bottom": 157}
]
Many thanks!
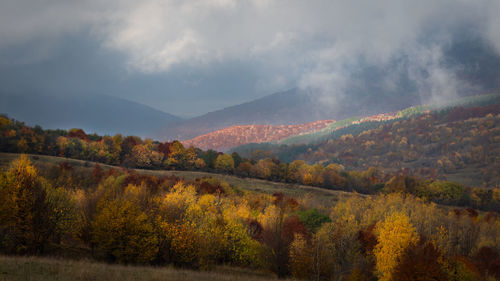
[{"left": 374, "top": 212, "right": 419, "bottom": 281}]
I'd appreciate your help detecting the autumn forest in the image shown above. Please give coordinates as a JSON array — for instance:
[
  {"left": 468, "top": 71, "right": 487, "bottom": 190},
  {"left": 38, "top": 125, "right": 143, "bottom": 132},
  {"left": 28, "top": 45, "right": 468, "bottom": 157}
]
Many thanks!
[
  {"left": 4, "top": 0, "right": 500, "bottom": 279},
  {"left": 1, "top": 91, "right": 500, "bottom": 281}
]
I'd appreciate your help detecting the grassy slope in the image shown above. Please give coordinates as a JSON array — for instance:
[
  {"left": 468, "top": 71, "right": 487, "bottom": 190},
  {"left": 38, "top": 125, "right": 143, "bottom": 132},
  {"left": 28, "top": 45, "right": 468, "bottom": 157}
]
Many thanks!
[
  {"left": 0, "top": 152, "right": 359, "bottom": 205},
  {"left": 0, "top": 255, "right": 290, "bottom": 281}
]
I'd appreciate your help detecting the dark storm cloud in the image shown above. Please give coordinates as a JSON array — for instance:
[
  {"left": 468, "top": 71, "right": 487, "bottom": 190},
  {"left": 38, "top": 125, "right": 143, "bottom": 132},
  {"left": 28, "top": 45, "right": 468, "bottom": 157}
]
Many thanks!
[{"left": 1, "top": 0, "right": 500, "bottom": 116}]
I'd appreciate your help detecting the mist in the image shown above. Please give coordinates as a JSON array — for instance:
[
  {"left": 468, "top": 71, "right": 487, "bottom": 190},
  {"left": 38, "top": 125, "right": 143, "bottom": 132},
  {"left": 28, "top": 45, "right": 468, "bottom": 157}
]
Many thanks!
[{"left": 1, "top": 0, "right": 500, "bottom": 118}]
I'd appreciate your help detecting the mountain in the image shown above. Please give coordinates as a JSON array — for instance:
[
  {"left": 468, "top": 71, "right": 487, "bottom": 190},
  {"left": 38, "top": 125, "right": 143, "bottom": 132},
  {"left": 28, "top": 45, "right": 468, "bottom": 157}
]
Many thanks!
[
  {"left": 0, "top": 93, "right": 181, "bottom": 137},
  {"left": 181, "top": 120, "right": 334, "bottom": 152},
  {"left": 155, "top": 87, "right": 422, "bottom": 141},
  {"left": 155, "top": 37, "right": 500, "bottom": 141}
]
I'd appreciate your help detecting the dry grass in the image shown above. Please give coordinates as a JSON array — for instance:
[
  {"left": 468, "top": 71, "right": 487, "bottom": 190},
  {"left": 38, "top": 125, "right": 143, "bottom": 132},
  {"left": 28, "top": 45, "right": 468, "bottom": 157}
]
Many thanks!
[{"left": 0, "top": 255, "right": 291, "bottom": 281}]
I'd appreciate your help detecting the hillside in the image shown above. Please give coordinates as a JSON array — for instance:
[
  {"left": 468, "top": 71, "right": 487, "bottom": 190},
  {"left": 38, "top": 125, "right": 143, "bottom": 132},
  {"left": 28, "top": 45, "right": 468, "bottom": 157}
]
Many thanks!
[
  {"left": 0, "top": 152, "right": 498, "bottom": 281},
  {"left": 181, "top": 120, "right": 334, "bottom": 152},
  {"left": 0, "top": 152, "right": 353, "bottom": 203},
  {"left": 0, "top": 92, "right": 181, "bottom": 137},
  {"left": 278, "top": 93, "right": 500, "bottom": 145},
  {"left": 235, "top": 103, "right": 500, "bottom": 188}
]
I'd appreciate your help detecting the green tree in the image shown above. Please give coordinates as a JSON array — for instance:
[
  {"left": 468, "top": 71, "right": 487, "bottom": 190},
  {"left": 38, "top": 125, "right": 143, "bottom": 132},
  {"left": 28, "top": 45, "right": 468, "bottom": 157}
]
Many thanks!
[{"left": 296, "top": 208, "right": 331, "bottom": 233}]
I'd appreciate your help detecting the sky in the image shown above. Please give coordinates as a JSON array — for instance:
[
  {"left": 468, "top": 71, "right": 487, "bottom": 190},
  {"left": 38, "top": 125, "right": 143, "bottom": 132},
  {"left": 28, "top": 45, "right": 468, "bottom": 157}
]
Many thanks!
[{"left": 1, "top": 0, "right": 500, "bottom": 117}]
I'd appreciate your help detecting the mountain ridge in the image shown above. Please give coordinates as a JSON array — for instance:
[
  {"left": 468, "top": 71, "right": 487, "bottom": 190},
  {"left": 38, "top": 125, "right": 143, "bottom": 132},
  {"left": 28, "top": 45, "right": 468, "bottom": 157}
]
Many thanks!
[{"left": 0, "top": 92, "right": 181, "bottom": 137}]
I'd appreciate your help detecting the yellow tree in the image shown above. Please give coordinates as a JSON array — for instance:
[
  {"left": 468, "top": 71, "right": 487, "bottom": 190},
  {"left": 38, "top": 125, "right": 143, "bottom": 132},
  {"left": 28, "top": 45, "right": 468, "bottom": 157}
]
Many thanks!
[
  {"left": 214, "top": 154, "right": 235, "bottom": 173},
  {"left": 374, "top": 212, "right": 419, "bottom": 281},
  {"left": 92, "top": 197, "right": 158, "bottom": 264},
  {"left": 0, "top": 155, "right": 53, "bottom": 254},
  {"left": 289, "top": 233, "right": 313, "bottom": 279}
]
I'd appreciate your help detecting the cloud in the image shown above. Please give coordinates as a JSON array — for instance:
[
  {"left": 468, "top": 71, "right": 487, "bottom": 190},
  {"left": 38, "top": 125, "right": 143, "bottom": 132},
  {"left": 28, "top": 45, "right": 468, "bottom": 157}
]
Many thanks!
[{"left": 1, "top": 0, "right": 499, "bottom": 111}]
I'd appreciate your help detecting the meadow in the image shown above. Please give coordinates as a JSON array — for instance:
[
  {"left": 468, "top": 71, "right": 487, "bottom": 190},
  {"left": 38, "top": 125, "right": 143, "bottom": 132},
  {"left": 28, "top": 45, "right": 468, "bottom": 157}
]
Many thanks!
[{"left": 0, "top": 255, "right": 289, "bottom": 281}]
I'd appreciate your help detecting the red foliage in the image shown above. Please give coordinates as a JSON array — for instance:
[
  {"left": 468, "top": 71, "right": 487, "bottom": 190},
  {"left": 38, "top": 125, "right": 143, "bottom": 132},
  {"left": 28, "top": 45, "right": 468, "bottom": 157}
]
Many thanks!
[
  {"left": 393, "top": 240, "right": 447, "bottom": 281},
  {"left": 92, "top": 163, "right": 103, "bottom": 183},
  {"left": 465, "top": 207, "right": 479, "bottom": 218},
  {"left": 475, "top": 247, "right": 500, "bottom": 279},
  {"left": 158, "top": 142, "right": 173, "bottom": 156},
  {"left": 67, "top": 128, "right": 89, "bottom": 140},
  {"left": 358, "top": 224, "right": 377, "bottom": 253},
  {"left": 122, "top": 170, "right": 179, "bottom": 195},
  {"left": 197, "top": 181, "right": 225, "bottom": 195},
  {"left": 182, "top": 120, "right": 335, "bottom": 152},
  {"left": 283, "top": 215, "right": 310, "bottom": 241},
  {"left": 272, "top": 192, "right": 298, "bottom": 210}
]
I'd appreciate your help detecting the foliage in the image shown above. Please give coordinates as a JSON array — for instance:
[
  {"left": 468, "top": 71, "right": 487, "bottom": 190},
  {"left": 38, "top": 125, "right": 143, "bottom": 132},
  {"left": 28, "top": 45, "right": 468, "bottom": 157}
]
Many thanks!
[
  {"left": 1, "top": 107, "right": 500, "bottom": 278},
  {"left": 374, "top": 212, "right": 419, "bottom": 281},
  {"left": 296, "top": 208, "right": 331, "bottom": 233},
  {"left": 92, "top": 196, "right": 158, "bottom": 264}
]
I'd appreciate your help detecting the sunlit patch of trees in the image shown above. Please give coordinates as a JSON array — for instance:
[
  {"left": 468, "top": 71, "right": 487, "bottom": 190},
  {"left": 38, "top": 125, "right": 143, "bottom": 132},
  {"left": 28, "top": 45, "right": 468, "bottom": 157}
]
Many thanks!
[{"left": 0, "top": 156, "right": 499, "bottom": 280}]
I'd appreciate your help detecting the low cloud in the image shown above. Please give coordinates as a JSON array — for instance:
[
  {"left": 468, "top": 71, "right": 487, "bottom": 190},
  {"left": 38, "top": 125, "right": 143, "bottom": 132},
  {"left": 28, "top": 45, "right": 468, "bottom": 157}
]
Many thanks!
[{"left": 1, "top": 0, "right": 499, "bottom": 112}]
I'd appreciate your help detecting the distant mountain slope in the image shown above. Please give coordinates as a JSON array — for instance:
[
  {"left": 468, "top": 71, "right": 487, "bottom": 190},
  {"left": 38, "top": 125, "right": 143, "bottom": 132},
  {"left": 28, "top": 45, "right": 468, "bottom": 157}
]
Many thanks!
[
  {"left": 278, "top": 92, "right": 500, "bottom": 145},
  {"left": 0, "top": 93, "right": 181, "bottom": 137},
  {"left": 181, "top": 120, "right": 334, "bottom": 152},
  {"left": 232, "top": 94, "right": 500, "bottom": 187},
  {"left": 155, "top": 88, "right": 420, "bottom": 141}
]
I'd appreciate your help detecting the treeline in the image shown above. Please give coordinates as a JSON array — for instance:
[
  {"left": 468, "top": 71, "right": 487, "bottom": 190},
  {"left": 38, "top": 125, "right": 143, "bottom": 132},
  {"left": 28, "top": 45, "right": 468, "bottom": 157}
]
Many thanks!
[
  {"left": 1, "top": 115, "right": 499, "bottom": 212},
  {"left": 0, "top": 156, "right": 499, "bottom": 280}
]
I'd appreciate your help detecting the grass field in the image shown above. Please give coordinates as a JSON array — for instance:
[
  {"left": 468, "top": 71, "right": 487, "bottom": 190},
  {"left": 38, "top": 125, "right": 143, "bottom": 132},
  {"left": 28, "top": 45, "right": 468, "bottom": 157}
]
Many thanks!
[
  {"left": 0, "top": 255, "right": 290, "bottom": 281},
  {"left": 0, "top": 152, "right": 360, "bottom": 205}
]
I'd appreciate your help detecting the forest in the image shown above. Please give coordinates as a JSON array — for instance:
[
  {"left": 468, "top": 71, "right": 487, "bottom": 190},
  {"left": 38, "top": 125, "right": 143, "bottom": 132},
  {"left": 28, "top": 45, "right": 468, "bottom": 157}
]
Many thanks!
[
  {"left": 1, "top": 102, "right": 500, "bottom": 280},
  {"left": 234, "top": 104, "right": 500, "bottom": 189},
  {"left": 1, "top": 114, "right": 499, "bottom": 212},
  {"left": 0, "top": 155, "right": 499, "bottom": 280}
]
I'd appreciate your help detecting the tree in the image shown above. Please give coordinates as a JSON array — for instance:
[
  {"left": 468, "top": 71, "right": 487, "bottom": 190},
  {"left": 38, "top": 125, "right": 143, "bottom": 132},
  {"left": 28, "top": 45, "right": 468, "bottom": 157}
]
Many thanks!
[
  {"left": 392, "top": 240, "right": 446, "bottom": 281},
  {"left": 231, "top": 152, "right": 242, "bottom": 168},
  {"left": 374, "top": 212, "right": 419, "bottom": 281},
  {"left": 296, "top": 208, "right": 331, "bottom": 233},
  {"left": 185, "top": 146, "right": 198, "bottom": 168},
  {"left": 214, "top": 154, "right": 235, "bottom": 173},
  {"left": 45, "top": 187, "right": 78, "bottom": 243},
  {"left": 259, "top": 193, "right": 304, "bottom": 278},
  {"left": 194, "top": 158, "right": 206, "bottom": 169},
  {"left": 92, "top": 197, "right": 158, "bottom": 264},
  {"left": 289, "top": 233, "right": 313, "bottom": 279},
  {"left": 167, "top": 141, "right": 186, "bottom": 169},
  {"left": 308, "top": 215, "right": 363, "bottom": 281},
  {"left": 0, "top": 155, "right": 53, "bottom": 254},
  {"left": 236, "top": 161, "right": 253, "bottom": 177},
  {"left": 200, "top": 149, "right": 218, "bottom": 169}
]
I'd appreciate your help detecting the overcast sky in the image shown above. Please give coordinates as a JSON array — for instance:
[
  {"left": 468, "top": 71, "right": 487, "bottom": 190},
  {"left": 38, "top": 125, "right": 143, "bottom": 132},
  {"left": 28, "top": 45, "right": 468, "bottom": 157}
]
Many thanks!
[{"left": 1, "top": 0, "right": 499, "bottom": 117}]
